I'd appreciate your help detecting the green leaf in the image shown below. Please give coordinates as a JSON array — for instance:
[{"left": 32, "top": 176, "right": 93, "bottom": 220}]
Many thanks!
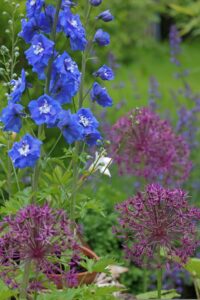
[
  {"left": 0, "top": 279, "right": 18, "bottom": 299},
  {"left": 136, "top": 289, "right": 180, "bottom": 299},
  {"left": 184, "top": 258, "right": 200, "bottom": 278}
]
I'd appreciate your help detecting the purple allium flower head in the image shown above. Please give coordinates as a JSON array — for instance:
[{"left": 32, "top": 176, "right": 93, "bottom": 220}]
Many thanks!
[
  {"left": 94, "top": 65, "right": 114, "bottom": 81},
  {"left": 26, "top": 0, "right": 44, "bottom": 18},
  {"left": 28, "top": 94, "right": 62, "bottom": 127},
  {"left": 8, "top": 69, "right": 26, "bottom": 103},
  {"left": 0, "top": 204, "right": 80, "bottom": 290},
  {"left": 90, "top": 82, "right": 113, "bottom": 107},
  {"left": 90, "top": 0, "right": 102, "bottom": 6},
  {"left": 109, "top": 107, "right": 191, "bottom": 185},
  {"left": 114, "top": 184, "right": 200, "bottom": 266},
  {"left": 59, "top": 9, "right": 87, "bottom": 51},
  {"left": 169, "top": 25, "right": 182, "bottom": 66},
  {"left": 8, "top": 134, "right": 42, "bottom": 168},
  {"left": 25, "top": 34, "right": 54, "bottom": 80},
  {"left": 94, "top": 29, "right": 110, "bottom": 46},
  {"left": 0, "top": 103, "right": 24, "bottom": 133},
  {"left": 97, "top": 10, "right": 114, "bottom": 22},
  {"left": 57, "top": 110, "right": 84, "bottom": 144}
]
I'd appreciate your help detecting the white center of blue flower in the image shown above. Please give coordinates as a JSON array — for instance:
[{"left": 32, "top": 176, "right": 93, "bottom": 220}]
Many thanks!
[
  {"left": 70, "top": 19, "right": 78, "bottom": 28},
  {"left": 39, "top": 99, "right": 52, "bottom": 114},
  {"left": 64, "top": 58, "right": 76, "bottom": 73},
  {"left": 18, "top": 143, "right": 30, "bottom": 157},
  {"left": 33, "top": 43, "right": 44, "bottom": 55},
  {"left": 11, "top": 77, "right": 22, "bottom": 92},
  {"left": 30, "top": 0, "right": 36, "bottom": 6},
  {"left": 79, "top": 115, "right": 90, "bottom": 127}
]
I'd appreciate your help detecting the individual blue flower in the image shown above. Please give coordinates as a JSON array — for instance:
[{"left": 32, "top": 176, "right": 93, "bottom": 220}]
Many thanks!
[
  {"left": 28, "top": 94, "right": 62, "bottom": 127},
  {"left": 62, "top": 0, "right": 76, "bottom": 8},
  {"left": 85, "top": 128, "right": 102, "bottom": 146},
  {"left": 57, "top": 110, "right": 83, "bottom": 144},
  {"left": 26, "top": 0, "right": 44, "bottom": 18},
  {"left": 0, "top": 103, "right": 24, "bottom": 133},
  {"left": 97, "top": 10, "right": 114, "bottom": 22},
  {"left": 8, "top": 134, "right": 42, "bottom": 169},
  {"left": 94, "top": 65, "right": 114, "bottom": 81},
  {"left": 25, "top": 34, "right": 54, "bottom": 80},
  {"left": 8, "top": 69, "right": 26, "bottom": 103},
  {"left": 19, "top": 14, "right": 52, "bottom": 43},
  {"left": 94, "top": 29, "right": 110, "bottom": 46},
  {"left": 50, "top": 52, "right": 81, "bottom": 104},
  {"left": 90, "top": 0, "right": 102, "bottom": 6},
  {"left": 59, "top": 9, "right": 87, "bottom": 51},
  {"left": 77, "top": 108, "right": 99, "bottom": 131},
  {"left": 90, "top": 82, "right": 113, "bottom": 107}
]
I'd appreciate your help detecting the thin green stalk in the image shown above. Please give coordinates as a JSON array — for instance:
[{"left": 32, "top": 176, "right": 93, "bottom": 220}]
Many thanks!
[
  {"left": 45, "top": 132, "right": 62, "bottom": 159},
  {"left": 19, "top": 260, "right": 31, "bottom": 299},
  {"left": 143, "top": 256, "right": 148, "bottom": 293},
  {"left": 7, "top": 136, "right": 12, "bottom": 197},
  {"left": 157, "top": 249, "right": 162, "bottom": 299}
]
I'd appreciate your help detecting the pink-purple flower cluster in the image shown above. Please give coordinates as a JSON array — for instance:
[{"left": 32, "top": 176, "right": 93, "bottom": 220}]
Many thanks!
[
  {"left": 114, "top": 183, "right": 200, "bottom": 266},
  {"left": 0, "top": 204, "right": 80, "bottom": 290},
  {"left": 109, "top": 107, "right": 192, "bottom": 185}
]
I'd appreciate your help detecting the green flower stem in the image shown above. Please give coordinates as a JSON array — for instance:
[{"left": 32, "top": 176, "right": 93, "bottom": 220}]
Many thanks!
[
  {"left": 157, "top": 249, "right": 162, "bottom": 300},
  {"left": 19, "top": 260, "right": 31, "bottom": 300},
  {"left": 7, "top": 136, "right": 12, "bottom": 197}
]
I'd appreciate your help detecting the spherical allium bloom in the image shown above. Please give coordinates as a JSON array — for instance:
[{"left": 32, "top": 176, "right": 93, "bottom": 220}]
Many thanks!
[
  {"left": 90, "top": 0, "right": 102, "bottom": 6},
  {"left": 90, "top": 82, "right": 113, "bottom": 107},
  {"left": 8, "top": 134, "right": 42, "bottom": 168},
  {"left": 28, "top": 94, "right": 62, "bottom": 127},
  {"left": 50, "top": 52, "right": 81, "bottom": 104},
  {"left": 97, "top": 10, "right": 114, "bottom": 22},
  {"left": 109, "top": 107, "right": 191, "bottom": 185},
  {"left": 25, "top": 34, "right": 54, "bottom": 80},
  {"left": 19, "top": 14, "right": 52, "bottom": 43},
  {"left": 94, "top": 29, "right": 110, "bottom": 46},
  {"left": 0, "top": 204, "right": 80, "bottom": 290},
  {"left": 59, "top": 9, "right": 87, "bottom": 51},
  {"left": 57, "top": 110, "right": 83, "bottom": 144},
  {"left": 114, "top": 184, "right": 200, "bottom": 266},
  {"left": 0, "top": 103, "right": 24, "bottom": 133},
  {"left": 76, "top": 108, "right": 102, "bottom": 146},
  {"left": 8, "top": 69, "right": 26, "bottom": 103},
  {"left": 26, "top": 0, "right": 44, "bottom": 18},
  {"left": 94, "top": 65, "right": 114, "bottom": 81}
]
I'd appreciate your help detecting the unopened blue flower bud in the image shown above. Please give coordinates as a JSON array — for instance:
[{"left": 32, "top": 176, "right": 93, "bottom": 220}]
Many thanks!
[
  {"left": 90, "top": 0, "right": 102, "bottom": 6},
  {"left": 94, "top": 29, "right": 110, "bottom": 46},
  {"left": 97, "top": 10, "right": 114, "bottom": 22}
]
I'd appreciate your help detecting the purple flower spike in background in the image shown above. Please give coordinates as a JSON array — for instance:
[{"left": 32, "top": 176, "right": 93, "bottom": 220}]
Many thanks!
[
  {"left": 97, "top": 10, "right": 114, "bottom": 22},
  {"left": 169, "top": 25, "right": 182, "bottom": 66},
  {"left": 94, "top": 65, "right": 114, "bottom": 81},
  {"left": 94, "top": 29, "right": 110, "bottom": 46},
  {"left": 28, "top": 94, "right": 62, "bottom": 127},
  {"left": 90, "top": 82, "right": 113, "bottom": 107},
  {"left": 25, "top": 34, "right": 54, "bottom": 79},
  {"left": 0, "top": 103, "right": 24, "bottom": 133},
  {"left": 8, "top": 134, "right": 42, "bottom": 168},
  {"left": 114, "top": 183, "right": 200, "bottom": 266},
  {"left": 8, "top": 69, "right": 26, "bottom": 103},
  {"left": 90, "top": 0, "right": 102, "bottom": 6}
]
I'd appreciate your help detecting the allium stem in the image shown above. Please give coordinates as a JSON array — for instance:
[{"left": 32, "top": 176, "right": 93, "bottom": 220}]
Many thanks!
[
  {"left": 157, "top": 249, "right": 162, "bottom": 299},
  {"left": 19, "top": 260, "right": 31, "bottom": 299}
]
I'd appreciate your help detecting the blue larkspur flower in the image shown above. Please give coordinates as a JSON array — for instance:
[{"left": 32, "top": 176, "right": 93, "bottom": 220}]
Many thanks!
[
  {"left": 76, "top": 108, "right": 102, "bottom": 145},
  {"left": 62, "top": 0, "right": 76, "bottom": 8},
  {"left": 59, "top": 9, "right": 87, "bottom": 51},
  {"left": 97, "top": 10, "right": 114, "bottom": 22},
  {"left": 90, "top": 0, "right": 102, "bottom": 6},
  {"left": 94, "top": 65, "right": 114, "bottom": 80},
  {"left": 8, "top": 69, "right": 26, "bottom": 103},
  {"left": 26, "top": 0, "right": 44, "bottom": 18},
  {"left": 8, "top": 134, "right": 42, "bottom": 168},
  {"left": 28, "top": 94, "right": 62, "bottom": 127},
  {"left": 94, "top": 29, "right": 110, "bottom": 46},
  {"left": 0, "top": 103, "right": 24, "bottom": 133},
  {"left": 57, "top": 110, "right": 83, "bottom": 144},
  {"left": 25, "top": 34, "right": 54, "bottom": 80},
  {"left": 90, "top": 82, "right": 113, "bottom": 107},
  {"left": 19, "top": 14, "right": 52, "bottom": 43},
  {"left": 50, "top": 52, "right": 81, "bottom": 104}
]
